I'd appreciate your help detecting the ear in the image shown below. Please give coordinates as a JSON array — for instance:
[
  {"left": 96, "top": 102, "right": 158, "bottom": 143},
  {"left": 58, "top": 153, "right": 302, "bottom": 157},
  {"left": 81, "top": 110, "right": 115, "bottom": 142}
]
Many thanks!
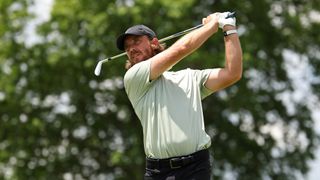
[{"left": 150, "top": 38, "right": 159, "bottom": 49}]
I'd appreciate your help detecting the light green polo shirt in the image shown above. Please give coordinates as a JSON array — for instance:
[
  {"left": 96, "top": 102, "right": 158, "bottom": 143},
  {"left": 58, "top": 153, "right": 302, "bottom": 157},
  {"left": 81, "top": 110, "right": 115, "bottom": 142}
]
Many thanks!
[{"left": 124, "top": 60, "right": 213, "bottom": 159}]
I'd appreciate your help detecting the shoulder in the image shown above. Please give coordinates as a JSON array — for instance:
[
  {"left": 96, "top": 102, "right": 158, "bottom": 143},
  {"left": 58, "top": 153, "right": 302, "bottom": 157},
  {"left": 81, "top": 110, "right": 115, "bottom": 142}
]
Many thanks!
[{"left": 124, "top": 60, "right": 151, "bottom": 82}]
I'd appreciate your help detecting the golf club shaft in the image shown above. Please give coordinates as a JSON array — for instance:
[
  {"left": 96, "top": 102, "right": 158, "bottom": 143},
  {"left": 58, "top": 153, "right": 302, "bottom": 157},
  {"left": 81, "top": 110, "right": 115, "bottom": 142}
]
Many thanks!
[
  {"left": 158, "top": 11, "right": 236, "bottom": 42},
  {"left": 158, "top": 24, "right": 203, "bottom": 43}
]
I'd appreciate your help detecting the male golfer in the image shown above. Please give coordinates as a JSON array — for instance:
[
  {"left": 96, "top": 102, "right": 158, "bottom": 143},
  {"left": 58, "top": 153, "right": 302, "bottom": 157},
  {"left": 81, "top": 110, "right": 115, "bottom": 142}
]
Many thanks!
[{"left": 116, "top": 12, "right": 242, "bottom": 180}]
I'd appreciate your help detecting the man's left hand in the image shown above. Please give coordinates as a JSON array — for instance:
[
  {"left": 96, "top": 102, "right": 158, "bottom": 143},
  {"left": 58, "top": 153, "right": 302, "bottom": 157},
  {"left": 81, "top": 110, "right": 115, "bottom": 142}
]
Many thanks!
[{"left": 218, "top": 12, "right": 236, "bottom": 29}]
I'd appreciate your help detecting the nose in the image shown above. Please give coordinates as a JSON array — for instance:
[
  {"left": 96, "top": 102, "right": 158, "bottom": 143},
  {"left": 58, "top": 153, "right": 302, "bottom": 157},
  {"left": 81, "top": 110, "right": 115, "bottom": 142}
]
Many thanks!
[{"left": 127, "top": 46, "right": 138, "bottom": 56}]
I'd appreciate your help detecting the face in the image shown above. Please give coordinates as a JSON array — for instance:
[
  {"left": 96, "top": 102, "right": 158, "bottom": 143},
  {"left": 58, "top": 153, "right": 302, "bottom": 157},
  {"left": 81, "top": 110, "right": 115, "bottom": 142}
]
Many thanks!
[{"left": 124, "top": 35, "right": 155, "bottom": 66}]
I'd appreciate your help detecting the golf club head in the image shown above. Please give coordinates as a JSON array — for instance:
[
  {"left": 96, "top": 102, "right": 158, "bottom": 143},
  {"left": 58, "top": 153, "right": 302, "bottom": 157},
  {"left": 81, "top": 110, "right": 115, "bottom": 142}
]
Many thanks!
[{"left": 94, "top": 61, "right": 103, "bottom": 76}]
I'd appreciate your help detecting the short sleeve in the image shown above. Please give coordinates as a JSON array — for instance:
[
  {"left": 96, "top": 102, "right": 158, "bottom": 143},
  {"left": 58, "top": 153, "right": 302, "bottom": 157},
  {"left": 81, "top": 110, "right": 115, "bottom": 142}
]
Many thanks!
[
  {"left": 190, "top": 69, "right": 214, "bottom": 99},
  {"left": 124, "top": 60, "right": 153, "bottom": 105}
]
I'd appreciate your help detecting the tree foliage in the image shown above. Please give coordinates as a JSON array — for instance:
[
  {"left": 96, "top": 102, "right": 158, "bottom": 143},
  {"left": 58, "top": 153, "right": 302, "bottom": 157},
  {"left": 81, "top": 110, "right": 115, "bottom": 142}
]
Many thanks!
[{"left": 1, "top": 0, "right": 320, "bottom": 179}]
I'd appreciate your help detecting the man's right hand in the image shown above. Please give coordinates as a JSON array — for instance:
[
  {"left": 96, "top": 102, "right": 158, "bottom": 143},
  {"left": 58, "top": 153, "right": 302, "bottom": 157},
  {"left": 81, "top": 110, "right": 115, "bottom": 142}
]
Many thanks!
[{"left": 202, "top": 13, "right": 219, "bottom": 33}]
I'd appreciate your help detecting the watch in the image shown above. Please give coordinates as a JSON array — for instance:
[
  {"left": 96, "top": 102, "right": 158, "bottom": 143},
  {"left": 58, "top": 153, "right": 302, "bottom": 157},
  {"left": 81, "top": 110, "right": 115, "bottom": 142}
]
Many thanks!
[{"left": 224, "top": 29, "right": 237, "bottom": 36}]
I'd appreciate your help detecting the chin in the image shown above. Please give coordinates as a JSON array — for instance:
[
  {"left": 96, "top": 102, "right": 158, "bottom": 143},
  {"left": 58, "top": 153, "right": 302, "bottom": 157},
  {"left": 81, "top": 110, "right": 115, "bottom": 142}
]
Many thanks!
[{"left": 132, "top": 55, "right": 151, "bottom": 63}]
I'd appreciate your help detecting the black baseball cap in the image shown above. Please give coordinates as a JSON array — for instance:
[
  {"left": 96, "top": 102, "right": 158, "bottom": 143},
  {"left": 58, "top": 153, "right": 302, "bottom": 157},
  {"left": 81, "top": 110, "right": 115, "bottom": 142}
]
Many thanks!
[{"left": 116, "top": 24, "right": 157, "bottom": 51}]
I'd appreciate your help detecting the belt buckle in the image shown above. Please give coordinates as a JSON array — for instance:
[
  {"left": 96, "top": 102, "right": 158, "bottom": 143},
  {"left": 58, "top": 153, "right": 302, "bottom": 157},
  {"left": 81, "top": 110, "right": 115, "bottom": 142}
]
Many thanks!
[{"left": 170, "top": 158, "right": 181, "bottom": 169}]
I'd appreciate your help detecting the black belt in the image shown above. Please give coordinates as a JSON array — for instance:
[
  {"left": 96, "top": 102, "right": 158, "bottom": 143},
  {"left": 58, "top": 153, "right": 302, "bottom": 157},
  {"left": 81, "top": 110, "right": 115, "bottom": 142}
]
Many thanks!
[{"left": 146, "top": 149, "right": 209, "bottom": 169}]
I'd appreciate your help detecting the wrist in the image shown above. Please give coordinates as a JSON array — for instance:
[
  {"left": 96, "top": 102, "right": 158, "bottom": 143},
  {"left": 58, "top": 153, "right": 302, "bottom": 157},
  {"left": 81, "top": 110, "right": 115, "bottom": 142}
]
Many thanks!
[
  {"left": 224, "top": 29, "right": 237, "bottom": 37},
  {"left": 223, "top": 25, "right": 237, "bottom": 37},
  {"left": 204, "top": 21, "right": 219, "bottom": 34},
  {"left": 223, "top": 25, "right": 236, "bottom": 32}
]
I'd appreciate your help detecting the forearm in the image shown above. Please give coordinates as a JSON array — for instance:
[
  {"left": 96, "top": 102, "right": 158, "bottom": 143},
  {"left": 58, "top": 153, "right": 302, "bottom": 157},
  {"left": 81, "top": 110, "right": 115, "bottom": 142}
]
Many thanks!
[
  {"left": 203, "top": 12, "right": 242, "bottom": 92},
  {"left": 224, "top": 26, "right": 243, "bottom": 79},
  {"left": 170, "top": 23, "right": 218, "bottom": 58},
  {"left": 149, "top": 21, "right": 218, "bottom": 80}
]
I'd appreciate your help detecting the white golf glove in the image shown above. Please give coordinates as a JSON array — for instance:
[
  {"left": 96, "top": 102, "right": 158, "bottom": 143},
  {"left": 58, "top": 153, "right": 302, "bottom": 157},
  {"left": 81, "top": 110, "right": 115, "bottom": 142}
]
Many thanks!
[{"left": 218, "top": 12, "right": 236, "bottom": 29}]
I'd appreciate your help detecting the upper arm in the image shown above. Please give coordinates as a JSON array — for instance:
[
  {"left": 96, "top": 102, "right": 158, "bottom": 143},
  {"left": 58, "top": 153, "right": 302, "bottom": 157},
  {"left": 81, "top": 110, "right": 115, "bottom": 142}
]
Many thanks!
[
  {"left": 149, "top": 45, "right": 188, "bottom": 80},
  {"left": 204, "top": 68, "right": 241, "bottom": 92}
]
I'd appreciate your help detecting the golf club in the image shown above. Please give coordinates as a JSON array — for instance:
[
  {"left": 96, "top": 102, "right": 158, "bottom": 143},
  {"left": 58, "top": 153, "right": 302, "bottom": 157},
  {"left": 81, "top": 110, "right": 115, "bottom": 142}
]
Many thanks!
[{"left": 94, "top": 12, "right": 236, "bottom": 76}]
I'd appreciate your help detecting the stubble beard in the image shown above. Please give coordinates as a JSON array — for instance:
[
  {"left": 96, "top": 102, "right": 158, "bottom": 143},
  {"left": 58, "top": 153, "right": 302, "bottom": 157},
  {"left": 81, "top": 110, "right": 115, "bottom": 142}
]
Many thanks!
[{"left": 129, "top": 46, "right": 155, "bottom": 66}]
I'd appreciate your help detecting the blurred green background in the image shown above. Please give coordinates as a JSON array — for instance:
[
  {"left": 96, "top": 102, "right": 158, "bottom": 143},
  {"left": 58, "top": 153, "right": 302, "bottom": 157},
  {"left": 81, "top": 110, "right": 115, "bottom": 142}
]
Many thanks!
[{"left": 1, "top": 0, "right": 320, "bottom": 179}]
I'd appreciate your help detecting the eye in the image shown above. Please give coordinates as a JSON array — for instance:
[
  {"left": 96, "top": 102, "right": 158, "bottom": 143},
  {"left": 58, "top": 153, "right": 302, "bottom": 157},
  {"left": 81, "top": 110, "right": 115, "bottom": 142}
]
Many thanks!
[{"left": 135, "top": 39, "right": 141, "bottom": 45}]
